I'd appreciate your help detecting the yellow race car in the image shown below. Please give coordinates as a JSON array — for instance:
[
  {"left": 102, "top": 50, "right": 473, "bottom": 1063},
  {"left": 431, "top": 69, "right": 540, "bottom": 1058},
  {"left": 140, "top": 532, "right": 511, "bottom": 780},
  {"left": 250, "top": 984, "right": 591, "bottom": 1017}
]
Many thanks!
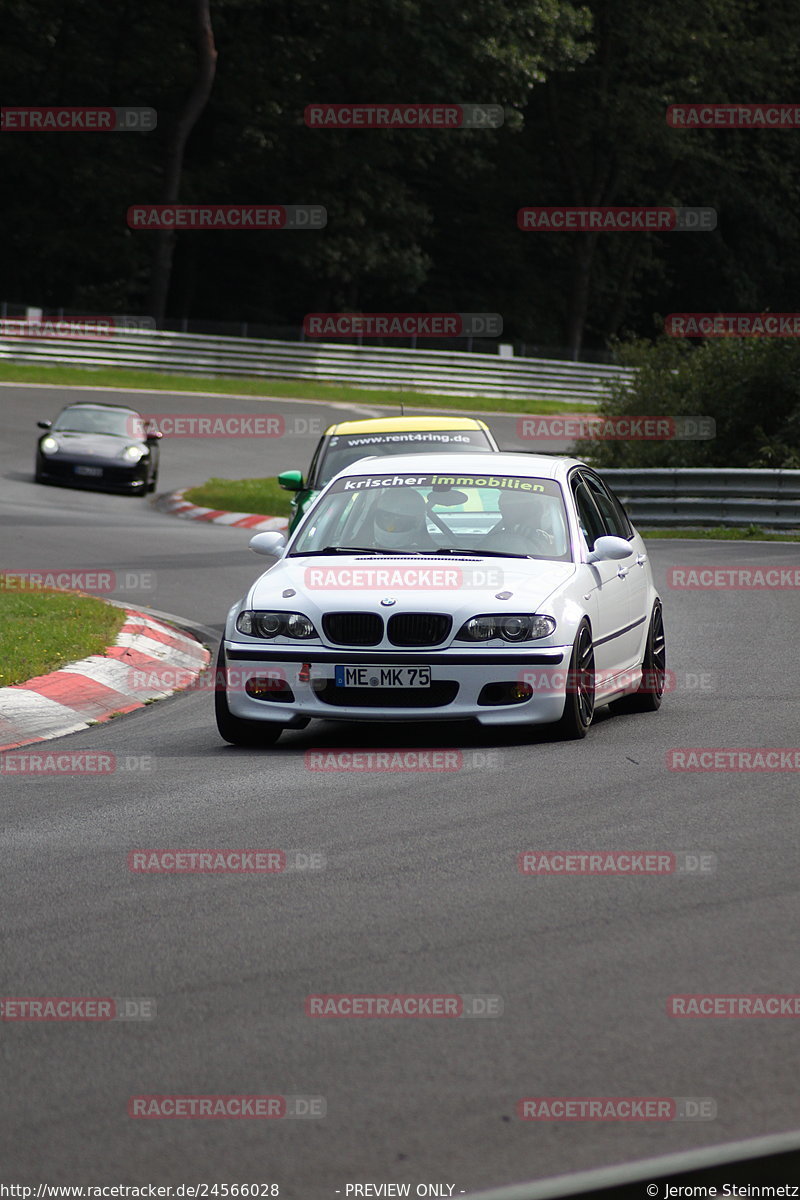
[{"left": 278, "top": 414, "right": 499, "bottom": 532}]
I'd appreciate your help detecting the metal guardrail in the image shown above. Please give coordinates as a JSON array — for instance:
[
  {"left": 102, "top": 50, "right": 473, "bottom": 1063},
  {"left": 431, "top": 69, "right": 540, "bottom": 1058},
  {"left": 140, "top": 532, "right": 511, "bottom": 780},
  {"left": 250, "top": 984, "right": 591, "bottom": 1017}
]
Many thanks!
[
  {"left": 602, "top": 467, "right": 800, "bottom": 528},
  {"left": 0, "top": 328, "right": 633, "bottom": 404}
]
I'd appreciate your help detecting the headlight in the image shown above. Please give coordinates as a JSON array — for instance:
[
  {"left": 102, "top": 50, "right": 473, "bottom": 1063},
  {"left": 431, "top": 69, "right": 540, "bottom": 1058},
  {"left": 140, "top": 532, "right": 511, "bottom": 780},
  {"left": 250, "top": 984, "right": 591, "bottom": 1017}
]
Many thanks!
[
  {"left": 121, "top": 445, "right": 146, "bottom": 462},
  {"left": 236, "top": 610, "right": 318, "bottom": 640},
  {"left": 40, "top": 436, "right": 58, "bottom": 454},
  {"left": 455, "top": 613, "right": 556, "bottom": 642}
]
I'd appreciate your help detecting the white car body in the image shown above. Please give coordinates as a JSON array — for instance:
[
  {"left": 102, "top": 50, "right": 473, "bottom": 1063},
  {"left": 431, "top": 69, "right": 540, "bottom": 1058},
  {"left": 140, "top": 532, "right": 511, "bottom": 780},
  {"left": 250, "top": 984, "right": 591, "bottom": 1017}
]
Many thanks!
[{"left": 217, "top": 452, "right": 664, "bottom": 740}]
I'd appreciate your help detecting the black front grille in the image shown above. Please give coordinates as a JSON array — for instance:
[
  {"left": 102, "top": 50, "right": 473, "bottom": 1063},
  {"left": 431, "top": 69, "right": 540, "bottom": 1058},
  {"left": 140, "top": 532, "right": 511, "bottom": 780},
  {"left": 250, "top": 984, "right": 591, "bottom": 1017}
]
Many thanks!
[
  {"left": 316, "top": 681, "right": 459, "bottom": 708},
  {"left": 387, "top": 612, "right": 452, "bottom": 646},
  {"left": 322, "top": 611, "right": 384, "bottom": 646}
]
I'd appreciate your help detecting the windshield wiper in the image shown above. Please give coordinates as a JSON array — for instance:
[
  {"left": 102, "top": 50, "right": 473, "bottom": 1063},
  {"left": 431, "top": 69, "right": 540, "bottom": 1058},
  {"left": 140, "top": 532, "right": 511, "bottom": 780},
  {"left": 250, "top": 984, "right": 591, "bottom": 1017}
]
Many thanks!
[
  {"left": 290, "top": 546, "right": 397, "bottom": 557},
  {"left": 415, "top": 547, "right": 531, "bottom": 559}
]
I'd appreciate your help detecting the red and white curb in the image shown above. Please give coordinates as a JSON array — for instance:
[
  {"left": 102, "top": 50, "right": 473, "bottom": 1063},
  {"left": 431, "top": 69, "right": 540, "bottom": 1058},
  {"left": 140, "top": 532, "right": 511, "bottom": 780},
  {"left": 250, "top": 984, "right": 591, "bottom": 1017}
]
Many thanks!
[
  {"left": 156, "top": 488, "right": 288, "bottom": 532},
  {"left": 0, "top": 609, "right": 210, "bottom": 751}
]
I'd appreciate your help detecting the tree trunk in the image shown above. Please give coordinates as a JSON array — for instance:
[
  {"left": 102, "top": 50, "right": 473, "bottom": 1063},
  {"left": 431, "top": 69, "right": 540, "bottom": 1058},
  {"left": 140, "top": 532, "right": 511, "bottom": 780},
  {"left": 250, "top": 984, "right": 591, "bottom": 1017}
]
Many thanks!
[
  {"left": 566, "top": 234, "right": 598, "bottom": 361},
  {"left": 148, "top": 0, "right": 218, "bottom": 326}
]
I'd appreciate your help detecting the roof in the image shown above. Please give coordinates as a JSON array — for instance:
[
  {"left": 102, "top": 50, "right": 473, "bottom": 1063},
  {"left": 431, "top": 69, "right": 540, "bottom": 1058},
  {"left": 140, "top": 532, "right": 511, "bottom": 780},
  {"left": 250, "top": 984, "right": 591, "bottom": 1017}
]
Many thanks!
[
  {"left": 60, "top": 401, "right": 142, "bottom": 414},
  {"left": 323, "top": 415, "right": 491, "bottom": 436},
  {"left": 335, "top": 451, "right": 583, "bottom": 481}
]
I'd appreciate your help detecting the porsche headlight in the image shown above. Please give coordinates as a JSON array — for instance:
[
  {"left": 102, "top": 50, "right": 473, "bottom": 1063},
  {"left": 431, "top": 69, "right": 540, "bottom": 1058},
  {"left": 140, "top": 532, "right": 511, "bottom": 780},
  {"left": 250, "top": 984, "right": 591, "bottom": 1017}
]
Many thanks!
[
  {"left": 455, "top": 613, "right": 556, "bottom": 642},
  {"left": 121, "top": 445, "right": 146, "bottom": 462},
  {"left": 236, "top": 610, "right": 318, "bottom": 640},
  {"left": 40, "top": 436, "right": 59, "bottom": 454}
]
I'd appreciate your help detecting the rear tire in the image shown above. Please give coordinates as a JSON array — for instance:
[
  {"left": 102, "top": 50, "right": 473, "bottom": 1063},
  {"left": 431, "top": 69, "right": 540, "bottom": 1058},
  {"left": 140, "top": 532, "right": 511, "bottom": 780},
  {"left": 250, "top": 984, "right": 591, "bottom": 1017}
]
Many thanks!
[
  {"left": 214, "top": 643, "right": 283, "bottom": 746},
  {"left": 551, "top": 620, "right": 595, "bottom": 740},
  {"left": 610, "top": 601, "right": 666, "bottom": 715}
]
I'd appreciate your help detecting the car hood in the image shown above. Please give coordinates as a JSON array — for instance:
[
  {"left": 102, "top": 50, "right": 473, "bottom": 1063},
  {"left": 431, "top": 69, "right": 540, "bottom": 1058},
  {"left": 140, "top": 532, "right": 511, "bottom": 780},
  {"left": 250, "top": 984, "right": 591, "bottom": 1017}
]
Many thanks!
[
  {"left": 248, "top": 554, "right": 575, "bottom": 622},
  {"left": 45, "top": 431, "right": 139, "bottom": 458}
]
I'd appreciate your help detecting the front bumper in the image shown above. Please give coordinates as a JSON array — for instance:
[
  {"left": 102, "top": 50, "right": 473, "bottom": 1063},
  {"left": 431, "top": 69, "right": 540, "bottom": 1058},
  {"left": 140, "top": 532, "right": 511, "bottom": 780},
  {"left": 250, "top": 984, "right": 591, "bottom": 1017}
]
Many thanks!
[
  {"left": 223, "top": 641, "right": 569, "bottom": 726},
  {"left": 36, "top": 456, "right": 148, "bottom": 491}
]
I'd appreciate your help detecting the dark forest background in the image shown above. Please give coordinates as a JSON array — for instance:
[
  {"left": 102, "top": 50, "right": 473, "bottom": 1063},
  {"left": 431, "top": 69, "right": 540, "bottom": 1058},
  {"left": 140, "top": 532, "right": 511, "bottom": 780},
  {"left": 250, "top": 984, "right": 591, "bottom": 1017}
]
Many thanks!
[{"left": 3, "top": 0, "right": 800, "bottom": 360}]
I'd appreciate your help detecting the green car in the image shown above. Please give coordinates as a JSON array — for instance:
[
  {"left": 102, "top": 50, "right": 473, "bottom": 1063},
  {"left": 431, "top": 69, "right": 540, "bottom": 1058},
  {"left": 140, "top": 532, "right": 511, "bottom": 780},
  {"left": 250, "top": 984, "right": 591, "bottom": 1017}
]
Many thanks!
[{"left": 278, "top": 415, "right": 499, "bottom": 533}]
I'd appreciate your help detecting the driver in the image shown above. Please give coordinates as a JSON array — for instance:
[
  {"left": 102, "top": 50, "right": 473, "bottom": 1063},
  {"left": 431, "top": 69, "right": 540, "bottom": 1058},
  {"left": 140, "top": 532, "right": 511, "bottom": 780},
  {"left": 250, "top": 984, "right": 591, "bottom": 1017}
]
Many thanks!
[
  {"left": 371, "top": 488, "right": 439, "bottom": 551},
  {"left": 484, "top": 490, "right": 554, "bottom": 554}
]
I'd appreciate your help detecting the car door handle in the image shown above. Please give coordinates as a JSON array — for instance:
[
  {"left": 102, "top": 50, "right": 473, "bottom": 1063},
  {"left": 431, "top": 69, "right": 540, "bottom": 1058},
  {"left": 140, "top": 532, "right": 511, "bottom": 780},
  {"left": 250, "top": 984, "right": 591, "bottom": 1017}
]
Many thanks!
[
  {"left": 636, "top": 553, "right": 647, "bottom": 567},
  {"left": 617, "top": 566, "right": 629, "bottom": 579}
]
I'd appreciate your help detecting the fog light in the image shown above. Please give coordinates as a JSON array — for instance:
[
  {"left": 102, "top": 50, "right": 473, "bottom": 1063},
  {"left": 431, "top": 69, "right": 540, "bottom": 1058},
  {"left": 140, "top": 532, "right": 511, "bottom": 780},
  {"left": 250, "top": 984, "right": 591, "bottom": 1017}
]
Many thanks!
[
  {"left": 512, "top": 682, "right": 533, "bottom": 701},
  {"left": 246, "top": 675, "right": 280, "bottom": 698}
]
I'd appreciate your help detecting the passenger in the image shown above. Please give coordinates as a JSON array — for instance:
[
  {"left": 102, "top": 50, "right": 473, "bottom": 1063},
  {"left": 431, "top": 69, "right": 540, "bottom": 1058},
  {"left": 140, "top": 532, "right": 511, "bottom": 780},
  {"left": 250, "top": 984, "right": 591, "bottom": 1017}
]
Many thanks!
[{"left": 483, "top": 491, "right": 554, "bottom": 554}]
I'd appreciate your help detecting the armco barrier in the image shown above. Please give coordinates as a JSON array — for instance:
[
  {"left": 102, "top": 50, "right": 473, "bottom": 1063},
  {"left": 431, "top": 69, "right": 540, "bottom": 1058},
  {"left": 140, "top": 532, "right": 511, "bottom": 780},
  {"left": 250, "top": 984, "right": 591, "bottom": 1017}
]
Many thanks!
[
  {"left": 0, "top": 328, "right": 633, "bottom": 404},
  {"left": 601, "top": 468, "right": 800, "bottom": 528}
]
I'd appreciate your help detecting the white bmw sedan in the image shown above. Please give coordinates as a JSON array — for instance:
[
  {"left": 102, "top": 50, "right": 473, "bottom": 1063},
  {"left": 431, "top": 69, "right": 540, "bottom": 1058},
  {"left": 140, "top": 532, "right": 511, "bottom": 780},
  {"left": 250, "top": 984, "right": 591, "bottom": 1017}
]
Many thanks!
[{"left": 215, "top": 453, "right": 665, "bottom": 745}]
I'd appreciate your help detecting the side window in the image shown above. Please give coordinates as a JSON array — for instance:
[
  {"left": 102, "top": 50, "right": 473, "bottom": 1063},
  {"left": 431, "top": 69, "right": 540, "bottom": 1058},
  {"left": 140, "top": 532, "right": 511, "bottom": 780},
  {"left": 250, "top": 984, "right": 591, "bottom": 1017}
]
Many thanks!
[
  {"left": 305, "top": 437, "right": 327, "bottom": 488},
  {"left": 584, "top": 473, "right": 632, "bottom": 539},
  {"left": 570, "top": 477, "right": 605, "bottom": 550}
]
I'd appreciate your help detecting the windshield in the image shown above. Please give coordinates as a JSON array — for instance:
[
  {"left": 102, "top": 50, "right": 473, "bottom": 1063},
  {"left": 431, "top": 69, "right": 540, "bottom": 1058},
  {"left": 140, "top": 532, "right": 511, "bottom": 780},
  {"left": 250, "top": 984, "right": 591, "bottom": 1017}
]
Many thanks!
[
  {"left": 52, "top": 408, "right": 145, "bottom": 438},
  {"left": 314, "top": 428, "right": 493, "bottom": 488},
  {"left": 291, "top": 471, "right": 571, "bottom": 560}
]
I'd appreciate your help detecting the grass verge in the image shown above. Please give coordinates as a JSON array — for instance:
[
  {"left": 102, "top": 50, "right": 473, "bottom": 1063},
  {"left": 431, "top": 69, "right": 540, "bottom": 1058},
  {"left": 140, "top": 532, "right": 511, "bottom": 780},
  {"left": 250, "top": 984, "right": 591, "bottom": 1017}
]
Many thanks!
[
  {"left": 641, "top": 525, "right": 800, "bottom": 541},
  {"left": 183, "top": 476, "right": 292, "bottom": 516},
  {"left": 0, "top": 585, "right": 126, "bottom": 687},
  {"left": 0, "top": 361, "right": 579, "bottom": 415}
]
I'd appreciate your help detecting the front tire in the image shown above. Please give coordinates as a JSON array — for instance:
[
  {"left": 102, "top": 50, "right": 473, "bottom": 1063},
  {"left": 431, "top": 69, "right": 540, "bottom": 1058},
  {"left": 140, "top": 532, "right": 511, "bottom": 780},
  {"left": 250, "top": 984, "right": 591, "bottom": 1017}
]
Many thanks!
[
  {"left": 214, "top": 643, "right": 283, "bottom": 746},
  {"left": 552, "top": 620, "right": 595, "bottom": 740},
  {"left": 610, "top": 601, "right": 666, "bottom": 715}
]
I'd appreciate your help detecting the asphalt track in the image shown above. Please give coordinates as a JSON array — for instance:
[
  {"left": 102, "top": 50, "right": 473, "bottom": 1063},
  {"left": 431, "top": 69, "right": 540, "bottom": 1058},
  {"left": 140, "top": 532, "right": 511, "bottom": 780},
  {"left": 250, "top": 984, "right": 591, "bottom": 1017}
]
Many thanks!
[{"left": 1, "top": 383, "right": 799, "bottom": 1198}]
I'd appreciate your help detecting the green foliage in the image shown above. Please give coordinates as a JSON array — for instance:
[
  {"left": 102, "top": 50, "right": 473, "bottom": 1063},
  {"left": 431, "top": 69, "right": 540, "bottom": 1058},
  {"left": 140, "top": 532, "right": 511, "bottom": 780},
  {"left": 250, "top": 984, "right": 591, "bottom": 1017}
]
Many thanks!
[
  {"left": 4, "top": 0, "right": 800, "bottom": 356},
  {"left": 576, "top": 334, "right": 800, "bottom": 467}
]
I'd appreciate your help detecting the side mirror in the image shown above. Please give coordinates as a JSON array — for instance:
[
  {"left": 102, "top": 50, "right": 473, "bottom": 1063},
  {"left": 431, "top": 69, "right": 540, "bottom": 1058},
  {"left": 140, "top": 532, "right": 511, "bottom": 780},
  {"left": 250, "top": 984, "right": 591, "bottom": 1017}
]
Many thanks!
[
  {"left": 278, "top": 469, "right": 304, "bottom": 492},
  {"left": 145, "top": 427, "right": 163, "bottom": 442},
  {"left": 587, "top": 535, "right": 634, "bottom": 563},
  {"left": 249, "top": 531, "right": 287, "bottom": 557},
  {"left": 37, "top": 420, "right": 52, "bottom": 430}
]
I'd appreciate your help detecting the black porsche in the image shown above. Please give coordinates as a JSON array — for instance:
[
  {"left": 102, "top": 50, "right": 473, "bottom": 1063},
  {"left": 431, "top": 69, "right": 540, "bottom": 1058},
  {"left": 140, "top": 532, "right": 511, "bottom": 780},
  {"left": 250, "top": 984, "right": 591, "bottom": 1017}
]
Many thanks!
[{"left": 34, "top": 402, "right": 162, "bottom": 494}]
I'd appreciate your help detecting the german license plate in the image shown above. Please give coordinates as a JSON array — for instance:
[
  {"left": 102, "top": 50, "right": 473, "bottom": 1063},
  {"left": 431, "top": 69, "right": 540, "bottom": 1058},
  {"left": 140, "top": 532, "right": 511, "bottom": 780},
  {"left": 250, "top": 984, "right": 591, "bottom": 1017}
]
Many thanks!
[
  {"left": 334, "top": 665, "right": 431, "bottom": 688},
  {"left": 74, "top": 465, "right": 103, "bottom": 477}
]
